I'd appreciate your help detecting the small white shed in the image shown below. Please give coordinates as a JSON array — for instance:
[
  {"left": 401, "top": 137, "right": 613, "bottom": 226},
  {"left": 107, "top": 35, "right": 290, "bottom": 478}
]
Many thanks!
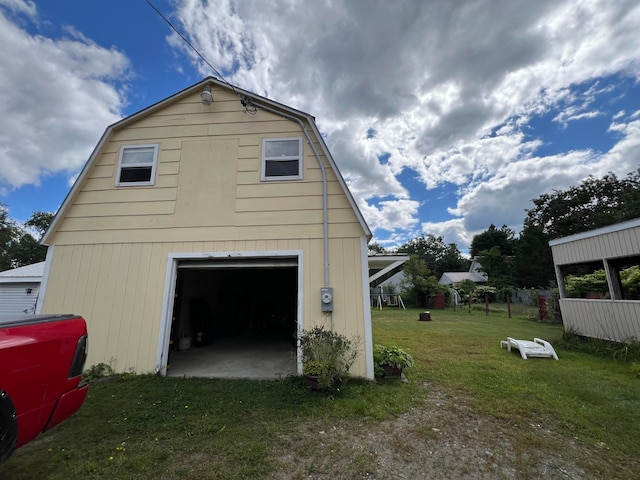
[{"left": 0, "top": 262, "right": 44, "bottom": 315}]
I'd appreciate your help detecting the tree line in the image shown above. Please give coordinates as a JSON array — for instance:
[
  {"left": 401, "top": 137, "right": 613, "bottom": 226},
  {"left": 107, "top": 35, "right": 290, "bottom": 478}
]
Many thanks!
[
  {"left": 371, "top": 168, "right": 640, "bottom": 302},
  {"left": 0, "top": 205, "right": 53, "bottom": 271}
]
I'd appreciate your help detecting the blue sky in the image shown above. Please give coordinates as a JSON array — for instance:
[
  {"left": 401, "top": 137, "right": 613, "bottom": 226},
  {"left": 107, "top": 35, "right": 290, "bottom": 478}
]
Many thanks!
[{"left": 1, "top": 0, "right": 639, "bottom": 253}]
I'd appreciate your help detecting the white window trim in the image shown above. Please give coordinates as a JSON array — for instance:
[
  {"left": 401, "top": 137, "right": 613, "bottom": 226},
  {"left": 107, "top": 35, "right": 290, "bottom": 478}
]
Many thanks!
[
  {"left": 116, "top": 144, "right": 159, "bottom": 186},
  {"left": 261, "top": 137, "right": 303, "bottom": 181}
]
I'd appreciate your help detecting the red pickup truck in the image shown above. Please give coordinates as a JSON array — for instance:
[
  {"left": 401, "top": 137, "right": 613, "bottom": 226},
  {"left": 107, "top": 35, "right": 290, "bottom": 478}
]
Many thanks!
[{"left": 0, "top": 314, "right": 89, "bottom": 462}]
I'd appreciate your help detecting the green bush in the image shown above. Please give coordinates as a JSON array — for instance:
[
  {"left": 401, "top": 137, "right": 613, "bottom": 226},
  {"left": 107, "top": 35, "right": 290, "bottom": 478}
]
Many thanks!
[
  {"left": 299, "top": 326, "right": 358, "bottom": 392},
  {"left": 82, "top": 362, "right": 114, "bottom": 382},
  {"left": 373, "top": 344, "right": 414, "bottom": 371}
]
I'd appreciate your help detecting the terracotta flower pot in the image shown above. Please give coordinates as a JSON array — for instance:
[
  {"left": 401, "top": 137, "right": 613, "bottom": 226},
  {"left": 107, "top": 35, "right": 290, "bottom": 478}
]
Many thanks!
[
  {"left": 303, "top": 374, "right": 321, "bottom": 390},
  {"left": 382, "top": 364, "right": 403, "bottom": 378}
]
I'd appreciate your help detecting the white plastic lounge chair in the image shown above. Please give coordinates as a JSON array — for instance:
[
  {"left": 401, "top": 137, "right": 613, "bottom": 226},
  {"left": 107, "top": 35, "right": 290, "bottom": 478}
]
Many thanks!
[{"left": 500, "top": 337, "right": 559, "bottom": 360}]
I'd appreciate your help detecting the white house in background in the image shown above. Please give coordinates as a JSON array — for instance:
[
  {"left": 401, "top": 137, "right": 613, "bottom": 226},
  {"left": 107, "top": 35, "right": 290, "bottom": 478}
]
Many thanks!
[
  {"left": 378, "top": 271, "right": 407, "bottom": 292},
  {"left": 549, "top": 218, "right": 640, "bottom": 342},
  {"left": 438, "top": 257, "right": 488, "bottom": 285},
  {"left": 0, "top": 261, "right": 45, "bottom": 314}
]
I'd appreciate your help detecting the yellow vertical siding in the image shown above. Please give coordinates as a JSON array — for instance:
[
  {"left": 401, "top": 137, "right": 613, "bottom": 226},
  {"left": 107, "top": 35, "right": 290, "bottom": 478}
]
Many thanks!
[{"left": 43, "top": 236, "right": 369, "bottom": 377}]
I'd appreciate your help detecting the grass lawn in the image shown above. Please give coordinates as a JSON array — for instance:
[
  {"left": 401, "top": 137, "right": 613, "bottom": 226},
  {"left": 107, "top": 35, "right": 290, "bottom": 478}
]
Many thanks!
[{"left": 2, "top": 306, "right": 639, "bottom": 479}]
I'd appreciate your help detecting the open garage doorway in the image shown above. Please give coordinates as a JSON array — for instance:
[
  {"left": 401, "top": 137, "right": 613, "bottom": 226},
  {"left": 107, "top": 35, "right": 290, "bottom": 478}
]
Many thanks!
[{"left": 163, "top": 255, "right": 300, "bottom": 379}]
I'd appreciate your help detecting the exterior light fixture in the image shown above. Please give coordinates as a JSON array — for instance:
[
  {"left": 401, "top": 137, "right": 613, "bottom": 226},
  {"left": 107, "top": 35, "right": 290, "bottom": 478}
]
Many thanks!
[{"left": 200, "top": 86, "right": 213, "bottom": 105}]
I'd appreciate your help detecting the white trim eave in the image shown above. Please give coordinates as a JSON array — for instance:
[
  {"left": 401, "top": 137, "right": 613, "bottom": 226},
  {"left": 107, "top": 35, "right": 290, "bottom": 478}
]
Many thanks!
[
  {"left": 360, "top": 237, "right": 374, "bottom": 380},
  {"left": 35, "top": 246, "right": 54, "bottom": 314},
  {"left": 0, "top": 277, "right": 42, "bottom": 284},
  {"left": 549, "top": 217, "right": 640, "bottom": 247}
]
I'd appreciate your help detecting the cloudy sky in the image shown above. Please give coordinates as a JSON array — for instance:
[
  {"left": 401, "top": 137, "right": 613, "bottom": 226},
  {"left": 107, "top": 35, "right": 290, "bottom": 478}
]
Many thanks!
[{"left": 1, "top": 0, "right": 639, "bottom": 252}]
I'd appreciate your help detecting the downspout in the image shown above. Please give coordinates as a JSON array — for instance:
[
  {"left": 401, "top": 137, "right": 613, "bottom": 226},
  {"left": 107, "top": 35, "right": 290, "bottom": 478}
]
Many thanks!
[{"left": 243, "top": 97, "right": 330, "bottom": 288}]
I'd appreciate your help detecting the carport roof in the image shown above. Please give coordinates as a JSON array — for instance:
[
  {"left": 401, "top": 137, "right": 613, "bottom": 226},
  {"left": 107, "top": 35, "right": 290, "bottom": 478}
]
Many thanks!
[{"left": 368, "top": 254, "right": 410, "bottom": 284}]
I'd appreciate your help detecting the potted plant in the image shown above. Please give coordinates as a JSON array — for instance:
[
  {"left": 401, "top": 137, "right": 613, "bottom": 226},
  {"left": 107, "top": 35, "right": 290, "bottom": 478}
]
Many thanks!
[
  {"left": 299, "top": 326, "right": 358, "bottom": 393},
  {"left": 373, "top": 344, "right": 414, "bottom": 379}
]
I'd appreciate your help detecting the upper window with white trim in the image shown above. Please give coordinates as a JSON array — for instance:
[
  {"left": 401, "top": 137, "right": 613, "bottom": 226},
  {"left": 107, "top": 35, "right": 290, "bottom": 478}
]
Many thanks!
[
  {"left": 261, "top": 138, "right": 303, "bottom": 181},
  {"left": 116, "top": 144, "right": 159, "bottom": 186}
]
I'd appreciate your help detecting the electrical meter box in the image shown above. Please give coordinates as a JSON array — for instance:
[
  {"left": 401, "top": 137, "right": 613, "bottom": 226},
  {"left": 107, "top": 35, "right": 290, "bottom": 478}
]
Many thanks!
[{"left": 320, "top": 287, "right": 334, "bottom": 312}]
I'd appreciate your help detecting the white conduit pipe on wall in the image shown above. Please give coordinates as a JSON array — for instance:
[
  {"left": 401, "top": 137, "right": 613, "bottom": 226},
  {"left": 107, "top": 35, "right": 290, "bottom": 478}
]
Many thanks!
[{"left": 244, "top": 98, "right": 330, "bottom": 289}]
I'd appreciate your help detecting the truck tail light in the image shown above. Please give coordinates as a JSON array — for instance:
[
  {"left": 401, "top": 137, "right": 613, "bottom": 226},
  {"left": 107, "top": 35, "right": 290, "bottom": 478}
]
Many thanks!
[{"left": 68, "top": 334, "right": 88, "bottom": 379}]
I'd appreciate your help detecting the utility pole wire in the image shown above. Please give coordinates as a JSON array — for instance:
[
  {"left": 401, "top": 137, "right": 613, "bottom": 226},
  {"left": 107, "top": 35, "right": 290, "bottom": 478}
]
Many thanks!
[{"left": 144, "top": 0, "right": 236, "bottom": 93}]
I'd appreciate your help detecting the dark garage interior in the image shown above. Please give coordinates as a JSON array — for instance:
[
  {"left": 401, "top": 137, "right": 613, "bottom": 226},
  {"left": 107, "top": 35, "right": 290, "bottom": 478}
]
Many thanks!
[{"left": 167, "top": 260, "right": 298, "bottom": 379}]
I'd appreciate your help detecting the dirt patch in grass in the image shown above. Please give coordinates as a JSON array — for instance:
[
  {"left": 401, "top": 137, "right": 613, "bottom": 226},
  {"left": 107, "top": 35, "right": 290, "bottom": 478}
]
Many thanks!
[{"left": 269, "top": 382, "right": 616, "bottom": 479}]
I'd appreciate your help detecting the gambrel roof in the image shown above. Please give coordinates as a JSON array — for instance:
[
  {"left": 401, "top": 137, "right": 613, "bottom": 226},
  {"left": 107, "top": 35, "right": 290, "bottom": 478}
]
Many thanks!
[{"left": 42, "top": 76, "right": 371, "bottom": 244}]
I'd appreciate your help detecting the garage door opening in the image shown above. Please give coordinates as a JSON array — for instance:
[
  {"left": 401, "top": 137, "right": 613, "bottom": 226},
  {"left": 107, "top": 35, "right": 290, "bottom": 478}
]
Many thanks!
[{"left": 166, "top": 258, "right": 299, "bottom": 379}]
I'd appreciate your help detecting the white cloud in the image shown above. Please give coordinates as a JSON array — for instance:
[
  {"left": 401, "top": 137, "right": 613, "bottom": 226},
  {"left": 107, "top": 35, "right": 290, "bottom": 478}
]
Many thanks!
[
  {"left": 0, "top": 1, "right": 130, "bottom": 189},
  {"left": 602, "top": 117, "right": 640, "bottom": 174},
  {"left": 419, "top": 218, "right": 470, "bottom": 254},
  {"left": 359, "top": 198, "right": 420, "bottom": 234},
  {"left": 169, "top": 1, "right": 640, "bottom": 251},
  {"left": 0, "top": 0, "right": 35, "bottom": 17},
  {"left": 3, "top": 0, "right": 635, "bottom": 253}
]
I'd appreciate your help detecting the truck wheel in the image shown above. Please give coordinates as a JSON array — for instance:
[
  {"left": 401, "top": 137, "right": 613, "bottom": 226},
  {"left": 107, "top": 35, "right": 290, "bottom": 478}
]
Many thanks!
[{"left": 0, "top": 389, "right": 18, "bottom": 463}]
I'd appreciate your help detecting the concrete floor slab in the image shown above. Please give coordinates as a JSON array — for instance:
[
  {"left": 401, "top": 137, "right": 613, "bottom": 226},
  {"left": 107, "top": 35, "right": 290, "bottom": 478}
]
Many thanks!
[{"left": 167, "top": 335, "right": 298, "bottom": 380}]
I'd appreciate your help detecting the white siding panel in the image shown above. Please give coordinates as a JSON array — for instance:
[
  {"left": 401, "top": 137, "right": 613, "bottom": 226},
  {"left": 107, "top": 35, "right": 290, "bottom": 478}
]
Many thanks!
[
  {"left": 560, "top": 299, "right": 640, "bottom": 342},
  {"left": 552, "top": 225, "right": 640, "bottom": 265},
  {"left": 0, "top": 283, "right": 40, "bottom": 314}
]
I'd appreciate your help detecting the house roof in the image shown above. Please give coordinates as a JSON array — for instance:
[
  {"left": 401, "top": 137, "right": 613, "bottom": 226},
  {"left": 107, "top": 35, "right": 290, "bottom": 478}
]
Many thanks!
[
  {"left": 438, "top": 272, "right": 488, "bottom": 285},
  {"left": 42, "top": 76, "right": 371, "bottom": 244},
  {"left": 0, "top": 261, "right": 45, "bottom": 283}
]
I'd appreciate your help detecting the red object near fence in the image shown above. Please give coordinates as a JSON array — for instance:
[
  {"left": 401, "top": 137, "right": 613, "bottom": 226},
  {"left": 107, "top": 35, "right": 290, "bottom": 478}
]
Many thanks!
[
  {"left": 537, "top": 296, "right": 548, "bottom": 321},
  {"left": 430, "top": 293, "right": 446, "bottom": 310}
]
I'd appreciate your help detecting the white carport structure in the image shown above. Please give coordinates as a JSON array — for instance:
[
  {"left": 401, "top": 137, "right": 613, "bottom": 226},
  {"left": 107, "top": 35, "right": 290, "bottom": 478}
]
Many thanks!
[
  {"left": 368, "top": 254, "right": 410, "bottom": 283},
  {"left": 549, "top": 218, "right": 640, "bottom": 342},
  {"left": 368, "top": 255, "right": 410, "bottom": 309}
]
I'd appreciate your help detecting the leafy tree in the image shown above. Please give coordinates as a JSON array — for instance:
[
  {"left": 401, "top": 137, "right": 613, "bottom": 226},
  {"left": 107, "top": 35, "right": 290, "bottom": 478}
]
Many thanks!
[
  {"left": 477, "top": 246, "right": 515, "bottom": 289},
  {"left": 564, "top": 270, "right": 608, "bottom": 298},
  {"left": 472, "top": 285, "right": 497, "bottom": 303},
  {"left": 513, "top": 169, "right": 640, "bottom": 289},
  {"left": 368, "top": 242, "right": 388, "bottom": 254},
  {"left": 0, "top": 204, "right": 19, "bottom": 271},
  {"left": 400, "top": 255, "right": 430, "bottom": 306},
  {"left": 10, "top": 231, "right": 45, "bottom": 267},
  {"left": 0, "top": 205, "right": 52, "bottom": 270},
  {"left": 453, "top": 279, "right": 477, "bottom": 303},
  {"left": 400, "top": 255, "right": 440, "bottom": 307},
  {"left": 26, "top": 211, "right": 55, "bottom": 238},
  {"left": 525, "top": 169, "right": 640, "bottom": 240},
  {"left": 621, "top": 266, "right": 640, "bottom": 297},
  {"left": 513, "top": 222, "right": 555, "bottom": 288},
  {"left": 399, "top": 234, "right": 468, "bottom": 280},
  {"left": 470, "top": 224, "right": 516, "bottom": 257},
  {"left": 439, "top": 242, "right": 470, "bottom": 275}
]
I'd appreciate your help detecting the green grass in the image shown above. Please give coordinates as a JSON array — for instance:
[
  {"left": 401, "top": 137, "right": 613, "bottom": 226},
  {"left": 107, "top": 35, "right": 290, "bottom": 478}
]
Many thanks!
[{"left": 2, "top": 306, "right": 639, "bottom": 479}]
